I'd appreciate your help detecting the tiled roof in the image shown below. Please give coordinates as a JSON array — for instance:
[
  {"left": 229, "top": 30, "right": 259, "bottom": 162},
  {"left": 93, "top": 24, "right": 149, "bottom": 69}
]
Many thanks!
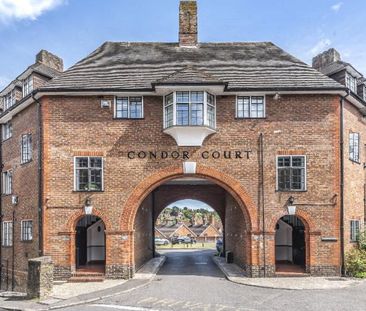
[{"left": 40, "top": 42, "right": 345, "bottom": 91}]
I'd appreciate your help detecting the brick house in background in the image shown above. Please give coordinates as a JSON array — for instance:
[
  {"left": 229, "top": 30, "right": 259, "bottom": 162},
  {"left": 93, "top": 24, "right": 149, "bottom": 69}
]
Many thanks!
[{"left": 1, "top": 0, "right": 366, "bottom": 291}]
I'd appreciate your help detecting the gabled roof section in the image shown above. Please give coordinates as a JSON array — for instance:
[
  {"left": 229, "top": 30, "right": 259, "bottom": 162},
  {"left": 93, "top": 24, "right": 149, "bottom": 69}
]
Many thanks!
[
  {"left": 40, "top": 41, "right": 345, "bottom": 92},
  {"left": 320, "top": 61, "right": 363, "bottom": 79},
  {"left": 154, "top": 65, "right": 225, "bottom": 86}
]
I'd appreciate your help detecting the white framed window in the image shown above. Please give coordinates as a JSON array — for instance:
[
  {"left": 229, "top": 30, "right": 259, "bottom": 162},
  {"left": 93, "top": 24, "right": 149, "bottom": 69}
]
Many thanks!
[
  {"left": 163, "top": 91, "right": 216, "bottom": 128},
  {"left": 3, "top": 90, "right": 16, "bottom": 111},
  {"left": 346, "top": 73, "right": 357, "bottom": 93},
  {"left": 115, "top": 97, "right": 143, "bottom": 119},
  {"left": 2, "top": 221, "right": 13, "bottom": 247},
  {"left": 23, "top": 76, "right": 33, "bottom": 97},
  {"left": 363, "top": 86, "right": 366, "bottom": 102},
  {"left": 350, "top": 220, "right": 360, "bottom": 242},
  {"left": 74, "top": 157, "right": 103, "bottom": 191},
  {"left": 2, "top": 121, "right": 12, "bottom": 141},
  {"left": 21, "top": 220, "right": 33, "bottom": 241},
  {"left": 21, "top": 134, "right": 32, "bottom": 163},
  {"left": 276, "top": 155, "right": 306, "bottom": 191},
  {"left": 2, "top": 171, "right": 12, "bottom": 195},
  {"left": 349, "top": 132, "right": 360, "bottom": 162},
  {"left": 236, "top": 96, "right": 265, "bottom": 118}
]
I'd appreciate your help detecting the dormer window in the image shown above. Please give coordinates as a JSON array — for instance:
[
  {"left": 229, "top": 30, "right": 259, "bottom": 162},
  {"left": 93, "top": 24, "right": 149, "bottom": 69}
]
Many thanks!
[
  {"left": 364, "top": 86, "right": 366, "bottom": 102},
  {"left": 3, "top": 90, "right": 16, "bottom": 111},
  {"left": 23, "top": 76, "right": 33, "bottom": 97},
  {"left": 346, "top": 72, "right": 357, "bottom": 93},
  {"left": 163, "top": 91, "right": 216, "bottom": 147}
]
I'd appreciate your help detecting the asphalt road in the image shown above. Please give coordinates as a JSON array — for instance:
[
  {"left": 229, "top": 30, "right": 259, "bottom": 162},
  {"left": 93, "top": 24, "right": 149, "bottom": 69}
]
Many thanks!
[{"left": 62, "top": 249, "right": 366, "bottom": 311}]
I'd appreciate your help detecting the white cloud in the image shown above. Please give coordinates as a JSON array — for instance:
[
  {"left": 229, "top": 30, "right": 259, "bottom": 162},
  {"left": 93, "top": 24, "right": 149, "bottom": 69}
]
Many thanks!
[
  {"left": 0, "top": 0, "right": 65, "bottom": 22},
  {"left": 331, "top": 2, "right": 343, "bottom": 12},
  {"left": 309, "top": 38, "right": 332, "bottom": 56}
]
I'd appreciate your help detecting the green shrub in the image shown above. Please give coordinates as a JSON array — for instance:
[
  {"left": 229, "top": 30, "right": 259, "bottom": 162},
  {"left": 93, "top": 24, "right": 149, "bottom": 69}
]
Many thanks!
[
  {"left": 358, "top": 230, "right": 366, "bottom": 251},
  {"left": 345, "top": 248, "right": 366, "bottom": 277}
]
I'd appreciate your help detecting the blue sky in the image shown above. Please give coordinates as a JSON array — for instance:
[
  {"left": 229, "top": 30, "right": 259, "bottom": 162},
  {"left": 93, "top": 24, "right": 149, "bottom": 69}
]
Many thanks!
[
  {"left": 0, "top": 0, "right": 365, "bottom": 90},
  {"left": 166, "top": 199, "right": 214, "bottom": 211}
]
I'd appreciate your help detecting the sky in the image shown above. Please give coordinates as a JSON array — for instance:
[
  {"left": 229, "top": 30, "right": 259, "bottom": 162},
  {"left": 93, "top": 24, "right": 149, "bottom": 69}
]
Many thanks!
[
  {"left": 166, "top": 199, "right": 214, "bottom": 211},
  {"left": 0, "top": 0, "right": 365, "bottom": 89}
]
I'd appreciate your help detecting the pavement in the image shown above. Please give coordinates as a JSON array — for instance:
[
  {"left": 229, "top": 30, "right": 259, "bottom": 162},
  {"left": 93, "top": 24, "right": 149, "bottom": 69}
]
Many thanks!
[
  {"left": 1, "top": 249, "right": 366, "bottom": 311},
  {"left": 213, "top": 256, "right": 362, "bottom": 290}
]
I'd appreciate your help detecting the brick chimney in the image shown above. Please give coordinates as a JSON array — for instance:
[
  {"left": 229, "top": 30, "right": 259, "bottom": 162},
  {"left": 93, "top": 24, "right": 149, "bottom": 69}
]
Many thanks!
[
  {"left": 312, "top": 48, "right": 341, "bottom": 71},
  {"left": 36, "top": 50, "right": 64, "bottom": 72},
  {"left": 179, "top": 0, "right": 198, "bottom": 47}
]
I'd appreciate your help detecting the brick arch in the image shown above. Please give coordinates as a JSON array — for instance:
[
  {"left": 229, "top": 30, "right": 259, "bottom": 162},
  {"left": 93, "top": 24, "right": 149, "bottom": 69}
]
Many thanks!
[
  {"left": 270, "top": 208, "right": 313, "bottom": 271},
  {"left": 66, "top": 208, "right": 112, "bottom": 233},
  {"left": 120, "top": 164, "right": 258, "bottom": 232}
]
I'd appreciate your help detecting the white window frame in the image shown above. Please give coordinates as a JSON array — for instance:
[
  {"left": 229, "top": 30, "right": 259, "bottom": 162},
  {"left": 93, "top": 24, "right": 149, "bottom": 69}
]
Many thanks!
[
  {"left": 3, "top": 90, "right": 16, "bottom": 111},
  {"left": 363, "top": 86, "right": 366, "bottom": 102},
  {"left": 2, "top": 221, "right": 13, "bottom": 247},
  {"left": 163, "top": 91, "right": 216, "bottom": 129},
  {"left": 21, "top": 133, "right": 32, "bottom": 164},
  {"left": 74, "top": 156, "right": 104, "bottom": 192},
  {"left": 21, "top": 220, "right": 33, "bottom": 241},
  {"left": 349, "top": 132, "right": 360, "bottom": 163},
  {"left": 350, "top": 220, "right": 360, "bottom": 242},
  {"left": 2, "top": 170, "right": 12, "bottom": 195},
  {"left": 346, "top": 72, "right": 357, "bottom": 93},
  {"left": 2, "top": 121, "right": 12, "bottom": 141},
  {"left": 276, "top": 155, "right": 307, "bottom": 191},
  {"left": 23, "top": 76, "right": 33, "bottom": 97},
  {"left": 236, "top": 95, "right": 266, "bottom": 119},
  {"left": 114, "top": 96, "right": 144, "bottom": 119}
]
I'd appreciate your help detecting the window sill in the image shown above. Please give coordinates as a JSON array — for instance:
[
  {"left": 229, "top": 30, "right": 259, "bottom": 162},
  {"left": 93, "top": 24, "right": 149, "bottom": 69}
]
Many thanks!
[
  {"left": 275, "top": 190, "right": 307, "bottom": 193},
  {"left": 113, "top": 117, "right": 145, "bottom": 120},
  {"left": 2, "top": 137, "right": 12, "bottom": 143},
  {"left": 20, "top": 159, "right": 33, "bottom": 166},
  {"left": 235, "top": 117, "right": 266, "bottom": 120},
  {"left": 73, "top": 190, "right": 104, "bottom": 193},
  {"left": 349, "top": 159, "right": 361, "bottom": 164},
  {"left": 2, "top": 194, "right": 13, "bottom": 197}
]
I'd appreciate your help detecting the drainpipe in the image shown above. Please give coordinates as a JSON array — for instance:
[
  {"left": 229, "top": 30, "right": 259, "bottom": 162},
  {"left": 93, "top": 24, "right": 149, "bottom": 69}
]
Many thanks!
[
  {"left": 259, "top": 133, "right": 266, "bottom": 277},
  {"left": 11, "top": 209, "right": 15, "bottom": 291},
  {"left": 339, "top": 91, "right": 349, "bottom": 276},
  {"left": 32, "top": 94, "right": 43, "bottom": 256},
  {"left": 0, "top": 127, "right": 3, "bottom": 289}
]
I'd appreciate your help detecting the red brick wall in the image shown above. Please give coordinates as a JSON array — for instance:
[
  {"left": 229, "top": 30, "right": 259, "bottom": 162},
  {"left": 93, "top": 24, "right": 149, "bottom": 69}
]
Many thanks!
[
  {"left": 40, "top": 93, "right": 342, "bottom": 278},
  {"left": 343, "top": 100, "right": 366, "bottom": 252},
  {"left": 1, "top": 103, "right": 40, "bottom": 291}
]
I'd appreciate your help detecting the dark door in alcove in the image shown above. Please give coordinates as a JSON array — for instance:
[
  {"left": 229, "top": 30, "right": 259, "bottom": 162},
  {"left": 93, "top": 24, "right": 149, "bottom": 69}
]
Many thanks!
[
  {"left": 292, "top": 226, "right": 305, "bottom": 266},
  {"left": 76, "top": 227, "right": 87, "bottom": 268}
]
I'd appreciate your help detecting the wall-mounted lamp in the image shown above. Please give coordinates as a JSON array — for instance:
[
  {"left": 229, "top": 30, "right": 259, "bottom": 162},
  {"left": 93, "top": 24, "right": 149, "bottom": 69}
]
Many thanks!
[
  {"left": 273, "top": 93, "right": 281, "bottom": 101},
  {"left": 84, "top": 197, "right": 93, "bottom": 215},
  {"left": 287, "top": 196, "right": 296, "bottom": 215}
]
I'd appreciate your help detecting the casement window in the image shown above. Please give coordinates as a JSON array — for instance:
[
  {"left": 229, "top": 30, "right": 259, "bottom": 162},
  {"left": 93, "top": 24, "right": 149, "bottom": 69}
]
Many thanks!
[
  {"left": 2, "top": 121, "right": 12, "bottom": 141},
  {"left": 346, "top": 73, "right": 357, "bottom": 93},
  {"left": 115, "top": 97, "right": 143, "bottom": 119},
  {"left": 23, "top": 76, "right": 33, "bottom": 97},
  {"left": 74, "top": 157, "right": 103, "bottom": 191},
  {"left": 350, "top": 220, "right": 360, "bottom": 242},
  {"left": 21, "top": 134, "right": 32, "bottom": 163},
  {"left": 349, "top": 132, "right": 360, "bottom": 162},
  {"left": 163, "top": 91, "right": 216, "bottom": 128},
  {"left": 3, "top": 90, "right": 16, "bottom": 110},
  {"left": 2, "top": 171, "right": 12, "bottom": 195},
  {"left": 2, "top": 221, "right": 13, "bottom": 247},
  {"left": 236, "top": 96, "right": 265, "bottom": 118},
  {"left": 21, "top": 220, "right": 33, "bottom": 241},
  {"left": 277, "top": 156, "right": 306, "bottom": 191}
]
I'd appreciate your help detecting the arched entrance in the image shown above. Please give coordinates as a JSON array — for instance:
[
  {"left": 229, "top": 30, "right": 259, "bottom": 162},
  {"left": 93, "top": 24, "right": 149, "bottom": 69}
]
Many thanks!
[
  {"left": 75, "top": 215, "right": 106, "bottom": 272},
  {"left": 132, "top": 176, "right": 250, "bottom": 273},
  {"left": 275, "top": 215, "right": 306, "bottom": 274}
]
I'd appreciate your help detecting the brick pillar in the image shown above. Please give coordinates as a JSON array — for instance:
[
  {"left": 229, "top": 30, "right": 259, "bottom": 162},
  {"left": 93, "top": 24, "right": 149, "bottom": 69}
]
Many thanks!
[{"left": 27, "top": 256, "right": 53, "bottom": 299}]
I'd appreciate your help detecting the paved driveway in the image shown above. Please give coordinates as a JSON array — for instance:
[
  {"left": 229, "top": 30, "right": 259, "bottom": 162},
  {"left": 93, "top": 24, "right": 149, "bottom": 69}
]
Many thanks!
[{"left": 62, "top": 249, "right": 366, "bottom": 311}]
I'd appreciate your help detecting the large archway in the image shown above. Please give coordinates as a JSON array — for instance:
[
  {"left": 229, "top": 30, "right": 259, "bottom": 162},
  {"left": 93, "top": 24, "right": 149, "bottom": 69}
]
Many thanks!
[{"left": 131, "top": 175, "right": 252, "bottom": 274}]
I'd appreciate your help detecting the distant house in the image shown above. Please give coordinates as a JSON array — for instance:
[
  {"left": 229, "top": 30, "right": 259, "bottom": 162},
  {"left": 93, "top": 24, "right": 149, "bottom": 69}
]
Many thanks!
[{"left": 155, "top": 222, "right": 222, "bottom": 243}]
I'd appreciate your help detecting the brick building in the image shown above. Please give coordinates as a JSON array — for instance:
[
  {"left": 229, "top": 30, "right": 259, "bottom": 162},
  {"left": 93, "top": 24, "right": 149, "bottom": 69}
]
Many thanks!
[{"left": 1, "top": 0, "right": 366, "bottom": 291}]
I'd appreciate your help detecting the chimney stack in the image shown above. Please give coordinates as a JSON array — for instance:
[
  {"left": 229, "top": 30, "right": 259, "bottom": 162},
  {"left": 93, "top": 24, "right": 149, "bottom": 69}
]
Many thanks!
[
  {"left": 36, "top": 50, "right": 64, "bottom": 72},
  {"left": 312, "top": 48, "right": 341, "bottom": 71},
  {"left": 179, "top": 0, "right": 198, "bottom": 47}
]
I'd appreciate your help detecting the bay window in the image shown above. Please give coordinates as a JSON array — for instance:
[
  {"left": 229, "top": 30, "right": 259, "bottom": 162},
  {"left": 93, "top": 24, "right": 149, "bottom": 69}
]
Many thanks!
[{"left": 163, "top": 91, "right": 216, "bottom": 128}]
